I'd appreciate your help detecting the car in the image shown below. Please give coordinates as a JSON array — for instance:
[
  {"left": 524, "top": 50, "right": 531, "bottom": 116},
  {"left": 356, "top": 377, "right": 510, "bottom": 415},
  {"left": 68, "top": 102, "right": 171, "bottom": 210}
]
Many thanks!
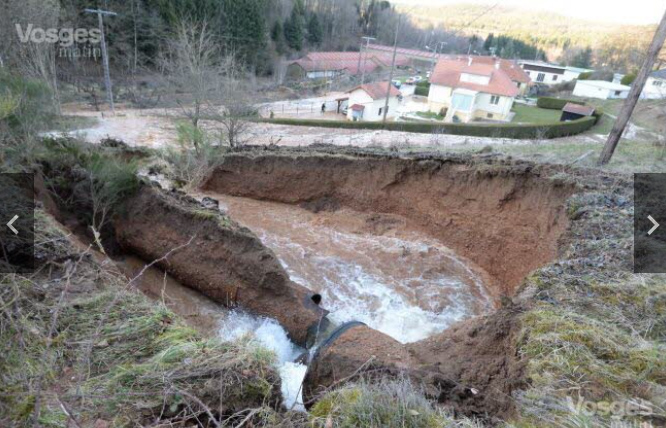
[
  {"left": 413, "top": 76, "right": 423, "bottom": 82},
  {"left": 391, "top": 79, "right": 402, "bottom": 89},
  {"left": 406, "top": 77, "right": 416, "bottom": 84},
  {"left": 426, "top": 71, "right": 432, "bottom": 78}
]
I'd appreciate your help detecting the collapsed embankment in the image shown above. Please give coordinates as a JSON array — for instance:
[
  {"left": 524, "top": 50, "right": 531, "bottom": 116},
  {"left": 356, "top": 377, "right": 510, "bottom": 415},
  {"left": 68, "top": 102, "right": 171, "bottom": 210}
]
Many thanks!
[
  {"left": 198, "top": 150, "right": 578, "bottom": 420},
  {"left": 203, "top": 152, "right": 575, "bottom": 297},
  {"left": 114, "top": 186, "right": 327, "bottom": 347}
]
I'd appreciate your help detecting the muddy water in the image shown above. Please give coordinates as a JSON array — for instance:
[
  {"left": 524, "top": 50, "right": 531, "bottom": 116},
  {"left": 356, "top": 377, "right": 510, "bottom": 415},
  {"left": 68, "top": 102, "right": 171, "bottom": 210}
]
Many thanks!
[{"left": 200, "top": 193, "right": 493, "bottom": 344}]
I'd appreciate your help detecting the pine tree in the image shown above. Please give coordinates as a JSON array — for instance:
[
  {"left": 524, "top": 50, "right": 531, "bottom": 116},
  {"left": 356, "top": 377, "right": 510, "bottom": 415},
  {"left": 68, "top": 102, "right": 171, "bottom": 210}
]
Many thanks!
[
  {"left": 483, "top": 33, "right": 494, "bottom": 52},
  {"left": 283, "top": 6, "right": 304, "bottom": 51},
  {"left": 271, "top": 21, "right": 282, "bottom": 42},
  {"left": 307, "top": 14, "right": 323, "bottom": 46},
  {"left": 572, "top": 46, "right": 593, "bottom": 68}
]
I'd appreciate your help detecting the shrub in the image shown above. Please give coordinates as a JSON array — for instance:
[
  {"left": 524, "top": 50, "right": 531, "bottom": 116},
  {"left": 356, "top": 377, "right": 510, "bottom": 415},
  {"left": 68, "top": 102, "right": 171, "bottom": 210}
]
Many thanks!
[
  {"left": 578, "top": 72, "right": 593, "bottom": 80},
  {"left": 414, "top": 86, "right": 430, "bottom": 97},
  {"left": 621, "top": 73, "right": 637, "bottom": 85},
  {"left": 0, "top": 71, "right": 54, "bottom": 135},
  {"left": 537, "top": 97, "right": 586, "bottom": 110},
  {"left": 262, "top": 116, "right": 597, "bottom": 139}
]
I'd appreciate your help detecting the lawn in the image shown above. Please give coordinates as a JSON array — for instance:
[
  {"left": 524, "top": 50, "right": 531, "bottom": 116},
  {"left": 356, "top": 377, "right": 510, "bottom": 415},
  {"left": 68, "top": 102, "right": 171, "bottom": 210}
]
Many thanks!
[
  {"left": 415, "top": 111, "right": 444, "bottom": 121},
  {"left": 511, "top": 104, "right": 562, "bottom": 124}
]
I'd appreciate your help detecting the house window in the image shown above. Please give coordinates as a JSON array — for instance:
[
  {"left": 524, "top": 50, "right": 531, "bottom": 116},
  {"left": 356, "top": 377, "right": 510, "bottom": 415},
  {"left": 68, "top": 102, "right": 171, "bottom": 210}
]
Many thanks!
[
  {"left": 487, "top": 113, "right": 494, "bottom": 119},
  {"left": 654, "top": 80, "right": 663, "bottom": 87},
  {"left": 552, "top": 75, "right": 558, "bottom": 81},
  {"left": 490, "top": 95, "right": 500, "bottom": 105},
  {"left": 615, "top": 90, "right": 622, "bottom": 96},
  {"left": 526, "top": 71, "right": 531, "bottom": 76},
  {"left": 378, "top": 107, "right": 383, "bottom": 116},
  {"left": 537, "top": 73, "right": 546, "bottom": 82},
  {"left": 516, "top": 82, "right": 521, "bottom": 88}
]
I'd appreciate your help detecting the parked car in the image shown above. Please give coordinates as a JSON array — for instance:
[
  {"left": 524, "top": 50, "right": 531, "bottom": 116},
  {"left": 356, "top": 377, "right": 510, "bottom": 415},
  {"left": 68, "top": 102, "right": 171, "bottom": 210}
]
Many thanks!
[
  {"left": 413, "top": 76, "right": 423, "bottom": 82},
  {"left": 392, "top": 79, "right": 402, "bottom": 89}
]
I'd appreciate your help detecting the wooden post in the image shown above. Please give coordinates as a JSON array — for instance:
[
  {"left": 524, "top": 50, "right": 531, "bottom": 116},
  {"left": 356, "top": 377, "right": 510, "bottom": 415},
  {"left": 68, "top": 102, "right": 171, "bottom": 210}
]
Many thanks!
[{"left": 598, "top": 9, "right": 666, "bottom": 165}]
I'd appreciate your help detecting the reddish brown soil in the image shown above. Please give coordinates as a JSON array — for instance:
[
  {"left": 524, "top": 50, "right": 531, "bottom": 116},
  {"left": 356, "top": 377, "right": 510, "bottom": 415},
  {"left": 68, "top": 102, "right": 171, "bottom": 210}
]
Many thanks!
[
  {"left": 203, "top": 153, "right": 575, "bottom": 297},
  {"left": 201, "top": 151, "right": 576, "bottom": 421},
  {"left": 114, "top": 186, "right": 327, "bottom": 346}
]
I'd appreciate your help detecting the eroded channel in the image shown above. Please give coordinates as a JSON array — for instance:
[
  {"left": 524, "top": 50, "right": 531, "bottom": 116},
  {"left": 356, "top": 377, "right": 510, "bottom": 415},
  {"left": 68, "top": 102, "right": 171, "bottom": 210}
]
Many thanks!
[{"left": 196, "top": 192, "right": 493, "bottom": 344}]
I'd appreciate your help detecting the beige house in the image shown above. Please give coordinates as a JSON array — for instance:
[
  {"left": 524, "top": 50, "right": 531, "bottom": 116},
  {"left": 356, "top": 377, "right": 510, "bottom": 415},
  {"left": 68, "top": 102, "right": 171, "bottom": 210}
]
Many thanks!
[
  {"left": 428, "top": 58, "right": 520, "bottom": 123},
  {"left": 346, "top": 82, "right": 401, "bottom": 122}
]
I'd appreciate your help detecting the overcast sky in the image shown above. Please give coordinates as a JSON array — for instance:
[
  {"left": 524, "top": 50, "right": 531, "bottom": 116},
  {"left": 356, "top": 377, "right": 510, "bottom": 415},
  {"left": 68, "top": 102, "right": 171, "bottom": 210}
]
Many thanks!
[{"left": 395, "top": 0, "right": 665, "bottom": 25}]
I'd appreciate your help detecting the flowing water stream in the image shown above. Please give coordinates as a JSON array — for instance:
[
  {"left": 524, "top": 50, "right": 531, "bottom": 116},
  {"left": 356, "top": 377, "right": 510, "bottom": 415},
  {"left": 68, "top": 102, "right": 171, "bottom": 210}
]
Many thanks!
[{"left": 119, "top": 187, "right": 494, "bottom": 411}]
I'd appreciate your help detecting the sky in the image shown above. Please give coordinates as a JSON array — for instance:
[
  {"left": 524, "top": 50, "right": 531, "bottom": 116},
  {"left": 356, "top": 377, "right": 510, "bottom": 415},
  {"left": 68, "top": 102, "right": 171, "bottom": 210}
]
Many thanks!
[{"left": 393, "top": 0, "right": 665, "bottom": 25}]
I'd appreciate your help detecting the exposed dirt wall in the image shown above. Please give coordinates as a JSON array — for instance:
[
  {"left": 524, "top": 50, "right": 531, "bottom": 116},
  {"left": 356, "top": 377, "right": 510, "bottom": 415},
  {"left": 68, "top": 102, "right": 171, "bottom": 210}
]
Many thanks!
[
  {"left": 203, "top": 153, "right": 575, "bottom": 296},
  {"left": 115, "top": 186, "right": 327, "bottom": 346}
]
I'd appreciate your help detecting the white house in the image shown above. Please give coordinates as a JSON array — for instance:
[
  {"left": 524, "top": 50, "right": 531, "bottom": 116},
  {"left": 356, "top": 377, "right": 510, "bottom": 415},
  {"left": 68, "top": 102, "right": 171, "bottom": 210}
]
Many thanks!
[
  {"left": 519, "top": 61, "right": 567, "bottom": 85},
  {"left": 346, "top": 81, "right": 401, "bottom": 122},
  {"left": 573, "top": 80, "right": 630, "bottom": 100},
  {"left": 641, "top": 69, "right": 666, "bottom": 99},
  {"left": 427, "top": 58, "right": 519, "bottom": 123}
]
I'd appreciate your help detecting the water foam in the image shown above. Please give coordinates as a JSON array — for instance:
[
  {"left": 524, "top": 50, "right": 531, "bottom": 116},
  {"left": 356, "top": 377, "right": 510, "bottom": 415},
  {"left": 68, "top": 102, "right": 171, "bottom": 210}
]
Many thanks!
[{"left": 218, "top": 310, "right": 307, "bottom": 410}]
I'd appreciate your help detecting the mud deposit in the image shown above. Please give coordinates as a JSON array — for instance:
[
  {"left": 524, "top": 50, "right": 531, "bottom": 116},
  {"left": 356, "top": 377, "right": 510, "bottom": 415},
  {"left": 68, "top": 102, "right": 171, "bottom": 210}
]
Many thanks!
[{"left": 200, "top": 193, "right": 492, "bottom": 343}]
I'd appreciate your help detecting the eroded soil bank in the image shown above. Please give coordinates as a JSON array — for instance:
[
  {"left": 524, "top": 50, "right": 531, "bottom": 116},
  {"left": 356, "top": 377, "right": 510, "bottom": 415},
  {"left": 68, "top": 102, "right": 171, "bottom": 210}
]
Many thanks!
[
  {"left": 196, "top": 149, "right": 578, "bottom": 420},
  {"left": 203, "top": 151, "right": 575, "bottom": 297}
]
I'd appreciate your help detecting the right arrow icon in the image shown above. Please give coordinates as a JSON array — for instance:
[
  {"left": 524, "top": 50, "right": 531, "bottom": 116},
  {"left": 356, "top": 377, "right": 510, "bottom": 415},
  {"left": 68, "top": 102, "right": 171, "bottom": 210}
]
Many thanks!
[{"left": 648, "top": 215, "right": 660, "bottom": 236}]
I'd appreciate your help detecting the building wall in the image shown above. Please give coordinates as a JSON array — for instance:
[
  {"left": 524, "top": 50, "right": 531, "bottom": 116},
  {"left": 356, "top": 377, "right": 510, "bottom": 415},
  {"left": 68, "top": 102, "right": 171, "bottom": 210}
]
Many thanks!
[
  {"left": 573, "top": 81, "right": 629, "bottom": 99},
  {"left": 428, "top": 84, "right": 514, "bottom": 122},
  {"left": 516, "top": 82, "right": 529, "bottom": 96},
  {"left": 427, "top": 84, "right": 453, "bottom": 114},
  {"left": 563, "top": 70, "right": 582, "bottom": 82},
  {"left": 523, "top": 68, "right": 564, "bottom": 85},
  {"left": 346, "top": 89, "right": 400, "bottom": 122},
  {"left": 473, "top": 94, "right": 514, "bottom": 121},
  {"left": 642, "top": 77, "right": 666, "bottom": 99}
]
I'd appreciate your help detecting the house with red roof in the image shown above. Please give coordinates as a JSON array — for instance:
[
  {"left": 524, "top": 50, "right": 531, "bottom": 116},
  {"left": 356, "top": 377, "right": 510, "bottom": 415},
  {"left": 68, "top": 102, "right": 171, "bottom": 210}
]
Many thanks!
[
  {"left": 428, "top": 57, "right": 520, "bottom": 123},
  {"left": 345, "top": 81, "right": 402, "bottom": 122}
]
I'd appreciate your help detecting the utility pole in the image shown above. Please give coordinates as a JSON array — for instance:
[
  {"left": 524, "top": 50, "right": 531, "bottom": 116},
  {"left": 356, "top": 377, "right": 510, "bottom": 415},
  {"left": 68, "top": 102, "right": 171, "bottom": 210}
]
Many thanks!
[
  {"left": 382, "top": 16, "right": 402, "bottom": 125},
  {"left": 360, "top": 36, "right": 376, "bottom": 85},
  {"left": 85, "top": 8, "right": 117, "bottom": 114},
  {"left": 598, "top": 8, "right": 666, "bottom": 165}
]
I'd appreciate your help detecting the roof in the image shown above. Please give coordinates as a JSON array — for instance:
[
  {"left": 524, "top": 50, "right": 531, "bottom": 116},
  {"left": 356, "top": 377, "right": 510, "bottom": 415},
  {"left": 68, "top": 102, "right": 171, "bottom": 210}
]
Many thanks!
[
  {"left": 651, "top": 69, "right": 666, "bottom": 80},
  {"left": 448, "top": 56, "right": 530, "bottom": 83},
  {"left": 292, "top": 51, "right": 410, "bottom": 75},
  {"left": 562, "top": 103, "right": 595, "bottom": 116},
  {"left": 430, "top": 59, "right": 520, "bottom": 97},
  {"left": 576, "top": 80, "right": 631, "bottom": 91},
  {"left": 566, "top": 66, "right": 594, "bottom": 74},
  {"left": 367, "top": 43, "right": 440, "bottom": 60},
  {"left": 347, "top": 81, "right": 401, "bottom": 100},
  {"left": 292, "top": 59, "right": 380, "bottom": 75},
  {"left": 519, "top": 60, "right": 566, "bottom": 70},
  {"left": 350, "top": 104, "right": 366, "bottom": 111}
]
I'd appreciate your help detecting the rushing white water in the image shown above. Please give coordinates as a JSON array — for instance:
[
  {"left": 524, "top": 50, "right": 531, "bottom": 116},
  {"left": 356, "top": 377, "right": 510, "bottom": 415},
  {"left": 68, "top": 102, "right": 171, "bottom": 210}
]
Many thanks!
[
  {"left": 209, "top": 194, "right": 493, "bottom": 344},
  {"left": 218, "top": 310, "right": 308, "bottom": 411}
]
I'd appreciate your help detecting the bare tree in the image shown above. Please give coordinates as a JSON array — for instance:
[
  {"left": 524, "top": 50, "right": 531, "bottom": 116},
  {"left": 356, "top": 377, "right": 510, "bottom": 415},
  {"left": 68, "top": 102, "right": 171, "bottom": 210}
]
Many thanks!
[{"left": 162, "top": 20, "right": 221, "bottom": 130}]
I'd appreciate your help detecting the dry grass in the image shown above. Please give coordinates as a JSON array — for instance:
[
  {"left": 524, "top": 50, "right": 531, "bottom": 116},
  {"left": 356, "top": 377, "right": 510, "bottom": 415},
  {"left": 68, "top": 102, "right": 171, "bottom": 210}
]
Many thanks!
[{"left": 0, "top": 210, "right": 284, "bottom": 427}]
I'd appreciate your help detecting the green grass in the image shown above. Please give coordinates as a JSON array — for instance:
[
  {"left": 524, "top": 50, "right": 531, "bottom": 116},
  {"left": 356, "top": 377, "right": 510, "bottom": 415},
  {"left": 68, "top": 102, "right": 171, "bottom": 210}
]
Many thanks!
[
  {"left": 511, "top": 104, "right": 563, "bottom": 124},
  {"left": 415, "top": 111, "right": 444, "bottom": 121}
]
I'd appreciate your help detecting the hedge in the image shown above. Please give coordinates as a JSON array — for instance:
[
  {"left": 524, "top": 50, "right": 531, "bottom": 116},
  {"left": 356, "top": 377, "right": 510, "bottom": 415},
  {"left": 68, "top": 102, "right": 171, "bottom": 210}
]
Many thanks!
[
  {"left": 261, "top": 116, "right": 597, "bottom": 139},
  {"left": 536, "top": 97, "right": 586, "bottom": 110}
]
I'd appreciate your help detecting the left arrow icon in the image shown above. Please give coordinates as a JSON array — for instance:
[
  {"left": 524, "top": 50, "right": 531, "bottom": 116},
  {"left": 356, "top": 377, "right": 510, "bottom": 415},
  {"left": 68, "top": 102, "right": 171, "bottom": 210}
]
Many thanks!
[{"left": 7, "top": 215, "right": 18, "bottom": 235}]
